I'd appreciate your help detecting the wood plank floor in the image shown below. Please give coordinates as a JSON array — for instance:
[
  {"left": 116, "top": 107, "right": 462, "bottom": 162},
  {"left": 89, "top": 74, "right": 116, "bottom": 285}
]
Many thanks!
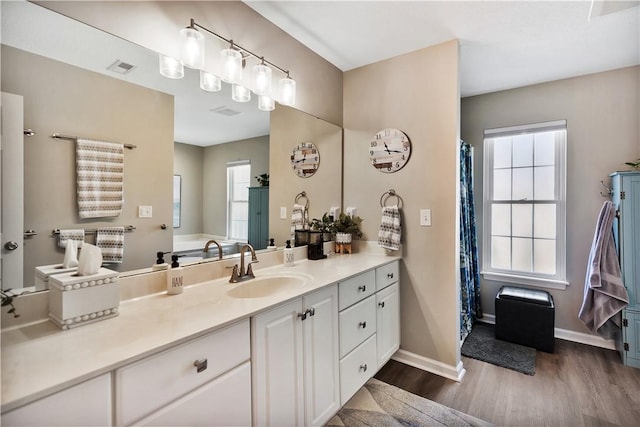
[{"left": 375, "top": 339, "right": 640, "bottom": 426}]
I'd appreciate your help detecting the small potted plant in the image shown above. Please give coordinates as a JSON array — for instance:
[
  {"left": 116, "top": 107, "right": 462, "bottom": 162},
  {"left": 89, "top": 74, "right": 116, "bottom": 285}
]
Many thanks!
[
  {"left": 311, "top": 213, "right": 335, "bottom": 242},
  {"left": 332, "top": 213, "right": 363, "bottom": 254},
  {"left": 625, "top": 159, "right": 640, "bottom": 171},
  {"left": 255, "top": 173, "right": 269, "bottom": 187}
]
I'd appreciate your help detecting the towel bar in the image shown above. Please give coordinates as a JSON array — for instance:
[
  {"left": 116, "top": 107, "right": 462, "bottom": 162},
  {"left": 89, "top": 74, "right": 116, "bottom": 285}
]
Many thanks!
[{"left": 52, "top": 226, "right": 136, "bottom": 235}]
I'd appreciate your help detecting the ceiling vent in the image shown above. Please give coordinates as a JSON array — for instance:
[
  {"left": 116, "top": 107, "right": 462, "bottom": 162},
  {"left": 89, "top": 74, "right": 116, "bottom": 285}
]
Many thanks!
[
  {"left": 210, "top": 106, "right": 242, "bottom": 117},
  {"left": 107, "top": 60, "right": 136, "bottom": 75}
]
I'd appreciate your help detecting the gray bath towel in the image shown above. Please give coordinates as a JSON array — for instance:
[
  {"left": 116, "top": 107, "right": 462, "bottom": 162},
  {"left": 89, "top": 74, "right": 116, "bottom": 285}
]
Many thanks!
[{"left": 578, "top": 201, "right": 629, "bottom": 335}]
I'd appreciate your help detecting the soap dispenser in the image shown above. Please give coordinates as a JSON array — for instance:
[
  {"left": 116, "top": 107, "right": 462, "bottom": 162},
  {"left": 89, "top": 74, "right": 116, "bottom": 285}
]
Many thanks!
[
  {"left": 166, "top": 255, "right": 184, "bottom": 295},
  {"left": 267, "top": 238, "right": 277, "bottom": 251},
  {"left": 152, "top": 251, "right": 170, "bottom": 271},
  {"left": 284, "top": 240, "right": 294, "bottom": 266}
]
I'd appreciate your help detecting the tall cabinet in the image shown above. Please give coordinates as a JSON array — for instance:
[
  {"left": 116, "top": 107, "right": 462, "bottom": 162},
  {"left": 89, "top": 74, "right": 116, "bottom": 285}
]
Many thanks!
[
  {"left": 611, "top": 171, "right": 640, "bottom": 368},
  {"left": 248, "top": 187, "right": 269, "bottom": 250}
]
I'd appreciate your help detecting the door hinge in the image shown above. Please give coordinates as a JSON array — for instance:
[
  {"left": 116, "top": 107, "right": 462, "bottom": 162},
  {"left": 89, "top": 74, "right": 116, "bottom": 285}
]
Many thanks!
[
  {"left": 623, "top": 318, "right": 628, "bottom": 327},
  {"left": 620, "top": 191, "right": 626, "bottom": 200},
  {"left": 624, "top": 343, "right": 629, "bottom": 351}
]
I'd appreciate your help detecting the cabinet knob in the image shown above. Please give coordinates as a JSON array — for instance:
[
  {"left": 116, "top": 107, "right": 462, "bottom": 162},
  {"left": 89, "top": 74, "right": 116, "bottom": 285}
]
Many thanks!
[
  {"left": 378, "top": 301, "right": 385, "bottom": 308},
  {"left": 358, "top": 285, "right": 366, "bottom": 292},
  {"left": 298, "top": 311, "right": 307, "bottom": 321},
  {"left": 359, "top": 321, "right": 367, "bottom": 329},
  {"left": 387, "top": 273, "right": 394, "bottom": 279},
  {"left": 308, "top": 307, "right": 316, "bottom": 317},
  {"left": 193, "top": 359, "right": 208, "bottom": 373},
  {"left": 359, "top": 364, "right": 368, "bottom": 372}
]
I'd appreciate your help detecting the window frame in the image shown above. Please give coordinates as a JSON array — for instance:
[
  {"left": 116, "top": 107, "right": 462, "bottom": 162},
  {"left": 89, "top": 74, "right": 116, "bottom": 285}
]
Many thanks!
[
  {"left": 481, "top": 120, "right": 568, "bottom": 290},
  {"left": 226, "top": 161, "right": 251, "bottom": 241}
]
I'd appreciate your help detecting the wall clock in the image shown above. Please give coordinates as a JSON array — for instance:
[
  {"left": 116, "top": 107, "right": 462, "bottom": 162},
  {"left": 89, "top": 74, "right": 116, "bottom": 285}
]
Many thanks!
[
  {"left": 291, "top": 142, "right": 320, "bottom": 178},
  {"left": 369, "top": 128, "right": 411, "bottom": 173}
]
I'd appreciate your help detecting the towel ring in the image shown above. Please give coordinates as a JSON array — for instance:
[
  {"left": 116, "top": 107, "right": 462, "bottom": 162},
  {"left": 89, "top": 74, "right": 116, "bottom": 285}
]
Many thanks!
[
  {"left": 380, "top": 189, "right": 403, "bottom": 208},
  {"left": 295, "top": 191, "right": 309, "bottom": 209}
]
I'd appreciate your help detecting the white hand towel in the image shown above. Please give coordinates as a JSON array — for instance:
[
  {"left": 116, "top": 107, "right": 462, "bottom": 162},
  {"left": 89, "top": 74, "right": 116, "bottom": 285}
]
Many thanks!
[
  {"left": 96, "top": 226, "right": 124, "bottom": 264},
  {"left": 378, "top": 205, "right": 401, "bottom": 251},
  {"left": 62, "top": 239, "right": 79, "bottom": 268},
  {"left": 76, "top": 138, "right": 124, "bottom": 219},
  {"left": 58, "top": 229, "right": 85, "bottom": 248},
  {"left": 291, "top": 203, "right": 306, "bottom": 236}
]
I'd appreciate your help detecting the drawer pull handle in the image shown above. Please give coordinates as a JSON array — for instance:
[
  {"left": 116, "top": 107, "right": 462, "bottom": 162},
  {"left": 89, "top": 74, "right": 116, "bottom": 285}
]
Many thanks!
[
  {"left": 298, "top": 311, "right": 308, "bottom": 321},
  {"left": 387, "top": 273, "right": 394, "bottom": 279},
  {"left": 360, "top": 364, "right": 368, "bottom": 372},
  {"left": 379, "top": 301, "right": 385, "bottom": 308},
  {"left": 358, "top": 285, "right": 366, "bottom": 292},
  {"left": 359, "top": 321, "right": 367, "bottom": 328},
  {"left": 193, "top": 359, "right": 208, "bottom": 373}
]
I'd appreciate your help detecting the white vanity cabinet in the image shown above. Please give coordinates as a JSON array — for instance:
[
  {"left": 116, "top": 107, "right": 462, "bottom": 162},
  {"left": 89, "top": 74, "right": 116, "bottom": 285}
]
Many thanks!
[
  {"left": 252, "top": 284, "right": 340, "bottom": 427},
  {"left": 338, "top": 261, "right": 400, "bottom": 405},
  {"left": 115, "top": 319, "right": 251, "bottom": 426},
  {"left": 1, "top": 374, "right": 112, "bottom": 427}
]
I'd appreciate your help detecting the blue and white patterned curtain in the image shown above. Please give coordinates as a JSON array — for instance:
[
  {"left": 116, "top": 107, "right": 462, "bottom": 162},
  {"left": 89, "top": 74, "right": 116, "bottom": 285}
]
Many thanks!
[{"left": 460, "top": 140, "right": 482, "bottom": 341}]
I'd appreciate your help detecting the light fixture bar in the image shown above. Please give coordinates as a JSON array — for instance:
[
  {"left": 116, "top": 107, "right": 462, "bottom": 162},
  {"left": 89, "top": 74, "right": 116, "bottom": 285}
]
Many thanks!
[{"left": 190, "top": 19, "right": 290, "bottom": 77}]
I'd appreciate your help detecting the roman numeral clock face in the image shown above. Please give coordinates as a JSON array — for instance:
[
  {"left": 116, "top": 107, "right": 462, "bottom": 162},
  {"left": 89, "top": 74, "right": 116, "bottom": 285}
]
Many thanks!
[
  {"left": 369, "top": 128, "right": 411, "bottom": 173},
  {"left": 291, "top": 142, "right": 320, "bottom": 178}
]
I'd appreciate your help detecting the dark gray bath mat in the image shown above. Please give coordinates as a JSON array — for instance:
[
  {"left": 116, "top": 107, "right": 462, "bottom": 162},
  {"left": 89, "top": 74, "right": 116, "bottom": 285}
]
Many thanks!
[{"left": 461, "top": 323, "right": 536, "bottom": 375}]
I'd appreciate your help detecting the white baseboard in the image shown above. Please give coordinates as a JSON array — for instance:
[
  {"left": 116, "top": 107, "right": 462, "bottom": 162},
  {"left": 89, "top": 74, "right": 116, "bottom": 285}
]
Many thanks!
[
  {"left": 478, "top": 314, "right": 616, "bottom": 350},
  {"left": 392, "top": 349, "right": 466, "bottom": 382}
]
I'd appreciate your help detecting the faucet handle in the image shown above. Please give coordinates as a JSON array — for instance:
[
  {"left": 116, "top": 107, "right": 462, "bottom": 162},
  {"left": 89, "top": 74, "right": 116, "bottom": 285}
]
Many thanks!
[
  {"left": 246, "top": 262, "right": 257, "bottom": 278},
  {"left": 228, "top": 265, "right": 239, "bottom": 283}
]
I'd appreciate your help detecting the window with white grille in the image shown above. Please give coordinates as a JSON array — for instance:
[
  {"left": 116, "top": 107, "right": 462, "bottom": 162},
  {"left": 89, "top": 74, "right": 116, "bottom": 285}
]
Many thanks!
[{"left": 227, "top": 161, "right": 250, "bottom": 241}]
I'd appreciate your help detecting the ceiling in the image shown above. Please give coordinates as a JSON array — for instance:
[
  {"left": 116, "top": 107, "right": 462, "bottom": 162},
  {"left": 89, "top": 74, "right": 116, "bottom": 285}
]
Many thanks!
[
  {"left": 246, "top": 0, "right": 640, "bottom": 97},
  {"left": 2, "top": 1, "right": 638, "bottom": 146}
]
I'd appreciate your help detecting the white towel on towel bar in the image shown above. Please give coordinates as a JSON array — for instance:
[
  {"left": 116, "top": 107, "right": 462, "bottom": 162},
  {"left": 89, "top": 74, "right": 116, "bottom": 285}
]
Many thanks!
[
  {"left": 76, "top": 139, "right": 124, "bottom": 218},
  {"left": 378, "top": 205, "right": 402, "bottom": 251},
  {"left": 57, "top": 229, "right": 85, "bottom": 249},
  {"left": 96, "top": 226, "right": 124, "bottom": 264}
]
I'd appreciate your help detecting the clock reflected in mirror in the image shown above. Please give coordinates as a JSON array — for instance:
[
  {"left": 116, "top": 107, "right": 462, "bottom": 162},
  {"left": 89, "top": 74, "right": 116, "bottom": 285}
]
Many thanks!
[
  {"left": 291, "top": 141, "right": 320, "bottom": 178},
  {"left": 369, "top": 128, "right": 412, "bottom": 173}
]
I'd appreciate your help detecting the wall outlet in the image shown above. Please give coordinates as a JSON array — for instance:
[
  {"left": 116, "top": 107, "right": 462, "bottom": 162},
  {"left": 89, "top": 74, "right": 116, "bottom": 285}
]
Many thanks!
[
  {"left": 345, "top": 207, "right": 357, "bottom": 217},
  {"left": 280, "top": 207, "right": 287, "bottom": 219},
  {"left": 420, "top": 209, "right": 432, "bottom": 226},
  {"left": 138, "top": 205, "right": 153, "bottom": 218},
  {"left": 329, "top": 206, "right": 341, "bottom": 219}
]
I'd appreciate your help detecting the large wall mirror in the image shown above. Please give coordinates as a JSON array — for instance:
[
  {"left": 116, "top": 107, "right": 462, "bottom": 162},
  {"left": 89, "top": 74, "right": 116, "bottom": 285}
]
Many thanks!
[{"left": 0, "top": 1, "right": 342, "bottom": 292}]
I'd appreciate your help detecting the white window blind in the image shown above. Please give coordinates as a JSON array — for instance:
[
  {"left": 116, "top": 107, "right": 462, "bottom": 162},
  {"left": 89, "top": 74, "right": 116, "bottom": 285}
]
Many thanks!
[{"left": 227, "top": 161, "right": 250, "bottom": 241}]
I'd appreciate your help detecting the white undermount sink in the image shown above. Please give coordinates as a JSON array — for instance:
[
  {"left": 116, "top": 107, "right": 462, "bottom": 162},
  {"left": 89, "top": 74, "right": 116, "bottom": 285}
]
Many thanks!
[{"left": 227, "top": 274, "right": 311, "bottom": 299}]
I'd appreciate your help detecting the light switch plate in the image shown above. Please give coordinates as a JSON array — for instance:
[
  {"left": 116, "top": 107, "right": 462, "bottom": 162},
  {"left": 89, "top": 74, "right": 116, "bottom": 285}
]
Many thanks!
[
  {"left": 138, "top": 205, "right": 153, "bottom": 218},
  {"left": 420, "top": 209, "right": 431, "bottom": 226},
  {"left": 280, "top": 207, "right": 287, "bottom": 219},
  {"left": 329, "top": 206, "right": 341, "bottom": 219},
  {"left": 345, "top": 207, "right": 357, "bottom": 217}
]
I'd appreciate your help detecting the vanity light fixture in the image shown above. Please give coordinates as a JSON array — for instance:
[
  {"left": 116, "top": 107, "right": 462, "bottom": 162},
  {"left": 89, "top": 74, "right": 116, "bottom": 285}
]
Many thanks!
[
  {"left": 159, "top": 54, "right": 184, "bottom": 79},
  {"left": 163, "top": 18, "right": 296, "bottom": 107}
]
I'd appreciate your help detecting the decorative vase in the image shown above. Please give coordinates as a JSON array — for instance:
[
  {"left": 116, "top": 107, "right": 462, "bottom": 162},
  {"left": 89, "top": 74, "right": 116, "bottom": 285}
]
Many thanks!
[{"left": 335, "top": 232, "right": 352, "bottom": 254}]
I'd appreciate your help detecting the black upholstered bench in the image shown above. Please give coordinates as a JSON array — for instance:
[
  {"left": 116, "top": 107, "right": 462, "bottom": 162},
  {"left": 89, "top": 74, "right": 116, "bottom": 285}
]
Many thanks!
[{"left": 495, "top": 286, "right": 555, "bottom": 353}]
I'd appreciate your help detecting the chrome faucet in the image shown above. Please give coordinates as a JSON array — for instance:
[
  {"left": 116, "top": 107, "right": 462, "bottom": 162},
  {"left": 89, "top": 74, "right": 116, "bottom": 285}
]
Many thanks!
[
  {"left": 229, "top": 244, "right": 259, "bottom": 283},
  {"left": 203, "top": 240, "right": 223, "bottom": 260}
]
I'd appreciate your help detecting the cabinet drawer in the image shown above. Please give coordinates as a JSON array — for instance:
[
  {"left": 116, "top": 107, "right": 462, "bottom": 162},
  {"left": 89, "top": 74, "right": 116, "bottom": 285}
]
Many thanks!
[
  {"left": 339, "top": 334, "right": 377, "bottom": 406},
  {"left": 339, "top": 270, "right": 375, "bottom": 310},
  {"left": 116, "top": 319, "right": 250, "bottom": 426},
  {"left": 339, "top": 295, "right": 376, "bottom": 358},
  {"left": 376, "top": 261, "right": 399, "bottom": 291}
]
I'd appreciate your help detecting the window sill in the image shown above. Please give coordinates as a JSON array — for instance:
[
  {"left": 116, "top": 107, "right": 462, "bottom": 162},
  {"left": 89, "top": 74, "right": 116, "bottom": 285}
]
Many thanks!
[{"left": 481, "top": 271, "right": 568, "bottom": 290}]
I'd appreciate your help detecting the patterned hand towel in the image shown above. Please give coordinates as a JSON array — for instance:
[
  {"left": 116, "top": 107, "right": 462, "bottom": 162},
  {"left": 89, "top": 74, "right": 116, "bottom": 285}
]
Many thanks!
[
  {"left": 96, "top": 227, "right": 124, "bottom": 264},
  {"left": 378, "top": 205, "right": 401, "bottom": 251},
  {"left": 291, "top": 203, "right": 306, "bottom": 236},
  {"left": 58, "top": 229, "right": 85, "bottom": 248},
  {"left": 76, "top": 139, "right": 124, "bottom": 219}
]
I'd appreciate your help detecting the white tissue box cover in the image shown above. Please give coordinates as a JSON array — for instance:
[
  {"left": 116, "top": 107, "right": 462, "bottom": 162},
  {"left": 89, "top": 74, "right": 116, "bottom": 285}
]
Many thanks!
[
  {"left": 34, "top": 264, "right": 78, "bottom": 291},
  {"left": 48, "top": 267, "right": 119, "bottom": 330}
]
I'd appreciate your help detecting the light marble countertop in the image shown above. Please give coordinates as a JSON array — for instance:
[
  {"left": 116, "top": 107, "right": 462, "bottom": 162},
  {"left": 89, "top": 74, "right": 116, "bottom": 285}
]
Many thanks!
[{"left": 1, "top": 252, "right": 400, "bottom": 412}]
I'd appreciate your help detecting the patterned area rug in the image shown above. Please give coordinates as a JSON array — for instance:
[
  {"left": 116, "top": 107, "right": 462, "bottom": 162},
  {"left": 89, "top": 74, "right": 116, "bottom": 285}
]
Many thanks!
[
  {"left": 326, "top": 378, "right": 492, "bottom": 426},
  {"left": 461, "top": 323, "right": 536, "bottom": 375}
]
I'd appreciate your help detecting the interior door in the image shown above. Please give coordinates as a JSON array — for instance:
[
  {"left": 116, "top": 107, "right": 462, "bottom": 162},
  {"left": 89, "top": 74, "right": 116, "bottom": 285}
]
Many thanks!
[{"left": 1, "top": 92, "right": 25, "bottom": 290}]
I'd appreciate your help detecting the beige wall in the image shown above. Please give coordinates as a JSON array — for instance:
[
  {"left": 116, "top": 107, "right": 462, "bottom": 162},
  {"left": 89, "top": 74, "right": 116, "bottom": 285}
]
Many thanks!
[
  {"left": 343, "top": 40, "right": 461, "bottom": 368},
  {"left": 202, "top": 135, "right": 270, "bottom": 237},
  {"left": 461, "top": 66, "right": 640, "bottom": 335},
  {"left": 269, "top": 106, "right": 343, "bottom": 246},
  {"left": 174, "top": 142, "right": 204, "bottom": 235},
  {"left": 38, "top": 1, "right": 343, "bottom": 126},
  {"left": 1, "top": 45, "right": 174, "bottom": 279}
]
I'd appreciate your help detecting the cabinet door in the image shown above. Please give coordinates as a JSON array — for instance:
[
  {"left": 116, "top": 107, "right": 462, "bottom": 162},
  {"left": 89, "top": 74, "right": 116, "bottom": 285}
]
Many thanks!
[
  {"left": 252, "top": 299, "right": 305, "bottom": 427},
  {"left": 376, "top": 282, "right": 400, "bottom": 369},
  {"left": 619, "top": 174, "right": 640, "bottom": 311},
  {"left": 248, "top": 187, "right": 269, "bottom": 250},
  {"left": 136, "top": 362, "right": 252, "bottom": 426},
  {"left": 303, "top": 285, "right": 340, "bottom": 426},
  {"left": 623, "top": 310, "right": 640, "bottom": 368},
  {"left": 1, "top": 374, "right": 111, "bottom": 427}
]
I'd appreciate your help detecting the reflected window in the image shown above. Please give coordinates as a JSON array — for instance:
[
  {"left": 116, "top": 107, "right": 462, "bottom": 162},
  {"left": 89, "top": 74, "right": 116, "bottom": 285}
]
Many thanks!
[
  {"left": 227, "top": 161, "right": 250, "bottom": 241},
  {"left": 173, "top": 175, "right": 181, "bottom": 228},
  {"left": 482, "top": 120, "right": 567, "bottom": 289}
]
